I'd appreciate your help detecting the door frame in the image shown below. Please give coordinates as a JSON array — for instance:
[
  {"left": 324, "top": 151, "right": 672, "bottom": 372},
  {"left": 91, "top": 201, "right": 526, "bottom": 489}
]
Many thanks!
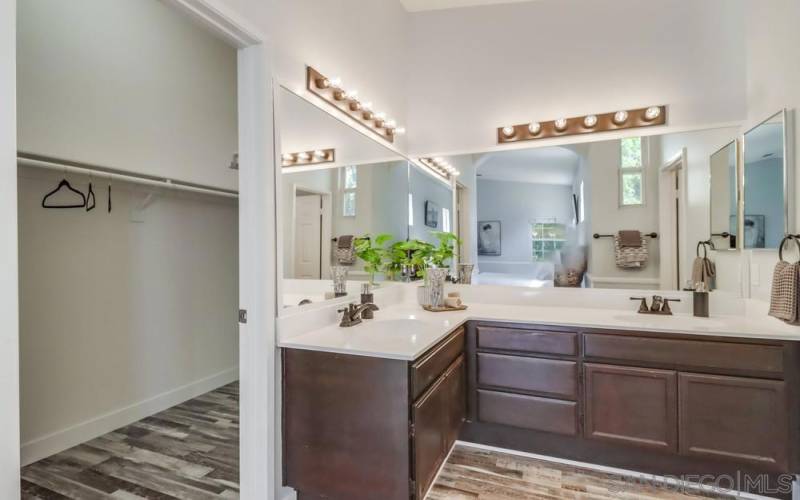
[
  {"left": 116, "top": 2, "right": 280, "bottom": 499},
  {"left": 289, "top": 184, "right": 332, "bottom": 280}
]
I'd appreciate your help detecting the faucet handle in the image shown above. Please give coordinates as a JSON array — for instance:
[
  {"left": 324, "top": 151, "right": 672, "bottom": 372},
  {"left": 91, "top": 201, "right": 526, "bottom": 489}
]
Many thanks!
[
  {"left": 661, "top": 298, "right": 681, "bottom": 314},
  {"left": 630, "top": 297, "right": 649, "bottom": 313}
]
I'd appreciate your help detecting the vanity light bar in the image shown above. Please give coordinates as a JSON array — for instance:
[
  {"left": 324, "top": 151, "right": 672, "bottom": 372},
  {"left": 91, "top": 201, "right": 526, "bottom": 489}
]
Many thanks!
[
  {"left": 497, "top": 105, "right": 667, "bottom": 144},
  {"left": 281, "top": 148, "right": 336, "bottom": 168},
  {"left": 420, "top": 157, "right": 460, "bottom": 180},
  {"left": 307, "top": 66, "right": 405, "bottom": 144}
]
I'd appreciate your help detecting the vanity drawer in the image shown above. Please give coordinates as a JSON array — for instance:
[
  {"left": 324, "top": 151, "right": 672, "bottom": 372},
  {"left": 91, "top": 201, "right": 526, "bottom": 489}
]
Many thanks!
[
  {"left": 583, "top": 334, "right": 784, "bottom": 377},
  {"left": 477, "top": 325, "right": 577, "bottom": 356},
  {"left": 411, "top": 328, "right": 465, "bottom": 400},
  {"left": 477, "top": 353, "right": 578, "bottom": 399},
  {"left": 478, "top": 389, "right": 578, "bottom": 436}
]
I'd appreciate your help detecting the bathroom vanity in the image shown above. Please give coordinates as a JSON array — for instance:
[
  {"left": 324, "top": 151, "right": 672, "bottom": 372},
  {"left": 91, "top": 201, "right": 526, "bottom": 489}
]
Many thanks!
[{"left": 281, "top": 302, "right": 800, "bottom": 500}]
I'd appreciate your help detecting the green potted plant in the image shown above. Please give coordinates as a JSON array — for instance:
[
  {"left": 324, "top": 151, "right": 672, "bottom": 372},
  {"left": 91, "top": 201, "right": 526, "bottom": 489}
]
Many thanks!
[
  {"left": 354, "top": 233, "right": 393, "bottom": 285},
  {"left": 428, "top": 231, "right": 461, "bottom": 270}
]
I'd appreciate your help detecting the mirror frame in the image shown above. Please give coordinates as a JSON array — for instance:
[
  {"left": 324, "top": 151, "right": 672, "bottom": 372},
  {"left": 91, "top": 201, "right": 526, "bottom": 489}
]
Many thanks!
[
  {"left": 708, "top": 139, "right": 741, "bottom": 251},
  {"left": 741, "top": 109, "right": 793, "bottom": 250}
]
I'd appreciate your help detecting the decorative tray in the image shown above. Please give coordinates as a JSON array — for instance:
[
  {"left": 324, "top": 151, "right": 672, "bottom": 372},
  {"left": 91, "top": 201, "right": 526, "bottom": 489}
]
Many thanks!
[{"left": 422, "top": 304, "right": 468, "bottom": 313}]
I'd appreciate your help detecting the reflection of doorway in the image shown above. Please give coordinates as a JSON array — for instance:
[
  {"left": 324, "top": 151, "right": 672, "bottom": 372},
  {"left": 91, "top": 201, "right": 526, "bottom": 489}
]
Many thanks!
[
  {"left": 294, "top": 193, "right": 322, "bottom": 278},
  {"left": 456, "top": 183, "right": 468, "bottom": 264},
  {"left": 291, "top": 187, "right": 332, "bottom": 280},
  {"left": 659, "top": 149, "right": 687, "bottom": 290}
]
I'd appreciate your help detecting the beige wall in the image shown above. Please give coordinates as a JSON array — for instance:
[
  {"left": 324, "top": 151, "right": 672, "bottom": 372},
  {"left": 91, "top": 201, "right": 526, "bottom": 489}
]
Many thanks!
[
  {"left": 18, "top": 168, "right": 238, "bottom": 464},
  {"left": 17, "top": 0, "right": 239, "bottom": 189}
]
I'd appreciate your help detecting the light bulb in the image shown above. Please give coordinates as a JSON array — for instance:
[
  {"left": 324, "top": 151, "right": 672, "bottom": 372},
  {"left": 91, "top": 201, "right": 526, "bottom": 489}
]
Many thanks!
[
  {"left": 434, "top": 157, "right": 445, "bottom": 164},
  {"left": 362, "top": 101, "right": 373, "bottom": 111},
  {"left": 554, "top": 118, "right": 568, "bottom": 131},
  {"left": 453, "top": 171, "right": 461, "bottom": 176},
  {"left": 502, "top": 126, "right": 516, "bottom": 137},
  {"left": 374, "top": 112, "right": 386, "bottom": 121},
  {"left": 613, "top": 110, "right": 628, "bottom": 124},
  {"left": 329, "top": 77, "right": 342, "bottom": 88},
  {"left": 644, "top": 106, "right": 661, "bottom": 121},
  {"left": 345, "top": 90, "right": 358, "bottom": 100},
  {"left": 583, "top": 115, "right": 598, "bottom": 128},
  {"left": 528, "top": 122, "right": 541, "bottom": 135},
  {"left": 297, "top": 152, "right": 311, "bottom": 161},
  {"left": 394, "top": 127, "right": 406, "bottom": 135},
  {"left": 281, "top": 153, "right": 295, "bottom": 162},
  {"left": 314, "top": 150, "right": 328, "bottom": 159},
  {"left": 386, "top": 120, "right": 397, "bottom": 129}
]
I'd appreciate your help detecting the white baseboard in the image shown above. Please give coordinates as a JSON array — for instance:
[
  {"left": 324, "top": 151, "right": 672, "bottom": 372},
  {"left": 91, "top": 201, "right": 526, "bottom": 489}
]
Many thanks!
[{"left": 20, "top": 367, "right": 239, "bottom": 466}]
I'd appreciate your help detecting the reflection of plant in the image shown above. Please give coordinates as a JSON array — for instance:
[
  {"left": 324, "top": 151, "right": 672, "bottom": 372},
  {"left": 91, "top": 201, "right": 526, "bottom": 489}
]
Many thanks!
[
  {"left": 354, "top": 233, "right": 393, "bottom": 284},
  {"left": 429, "top": 231, "right": 461, "bottom": 268},
  {"left": 383, "top": 231, "right": 461, "bottom": 281}
]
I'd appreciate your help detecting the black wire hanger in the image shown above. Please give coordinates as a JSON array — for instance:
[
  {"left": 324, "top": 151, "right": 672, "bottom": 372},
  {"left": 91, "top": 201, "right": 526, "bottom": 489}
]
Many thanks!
[
  {"left": 42, "top": 178, "right": 87, "bottom": 209},
  {"left": 86, "top": 181, "right": 96, "bottom": 212}
]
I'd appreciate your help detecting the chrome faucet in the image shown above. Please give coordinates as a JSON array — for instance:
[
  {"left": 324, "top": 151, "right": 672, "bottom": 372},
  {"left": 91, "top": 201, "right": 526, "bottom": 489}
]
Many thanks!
[
  {"left": 338, "top": 302, "right": 379, "bottom": 327},
  {"left": 630, "top": 295, "right": 681, "bottom": 315}
]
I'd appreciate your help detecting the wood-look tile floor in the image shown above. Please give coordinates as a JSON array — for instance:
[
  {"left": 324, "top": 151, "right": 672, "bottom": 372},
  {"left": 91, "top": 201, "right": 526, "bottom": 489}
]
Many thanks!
[
  {"left": 21, "top": 382, "right": 239, "bottom": 500},
  {"left": 427, "top": 444, "right": 738, "bottom": 500}
]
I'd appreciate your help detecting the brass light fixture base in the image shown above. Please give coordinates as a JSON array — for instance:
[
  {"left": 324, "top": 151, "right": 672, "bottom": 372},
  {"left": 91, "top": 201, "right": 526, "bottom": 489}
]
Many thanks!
[
  {"left": 497, "top": 106, "right": 667, "bottom": 144},
  {"left": 306, "top": 66, "right": 398, "bottom": 144}
]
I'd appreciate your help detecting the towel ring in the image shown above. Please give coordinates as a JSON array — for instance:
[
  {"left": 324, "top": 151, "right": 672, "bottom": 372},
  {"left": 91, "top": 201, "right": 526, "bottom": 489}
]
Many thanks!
[
  {"left": 696, "top": 241, "right": 712, "bottom": 259},
  {"left": 778, "top": 235, "right": 800, "bottom": 263}
]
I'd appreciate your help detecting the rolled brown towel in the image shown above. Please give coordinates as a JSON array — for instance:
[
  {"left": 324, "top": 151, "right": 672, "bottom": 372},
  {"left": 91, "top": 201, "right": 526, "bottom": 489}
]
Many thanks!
[{"left": 618, "top": 230, "right": 642, "bottom": 248}]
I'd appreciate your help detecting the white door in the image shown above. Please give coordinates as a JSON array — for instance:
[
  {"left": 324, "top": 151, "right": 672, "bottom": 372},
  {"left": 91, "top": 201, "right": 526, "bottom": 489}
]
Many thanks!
[{"left": 294, "top": 194, "right": 322, "bottom": 279}]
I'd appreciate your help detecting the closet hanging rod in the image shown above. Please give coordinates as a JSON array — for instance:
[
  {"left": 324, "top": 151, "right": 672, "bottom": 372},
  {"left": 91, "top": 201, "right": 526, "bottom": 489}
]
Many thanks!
[{"left": 17, "top": 152, "right": 238, "bottom": 199}]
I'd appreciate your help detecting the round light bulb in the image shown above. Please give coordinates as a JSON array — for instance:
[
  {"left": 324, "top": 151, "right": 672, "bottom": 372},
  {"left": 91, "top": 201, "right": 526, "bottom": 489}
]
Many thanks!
[
  {"left": 554, "top": 118, "right": 568, "bottom": 131},
  {"left": 644, "top": 106, "right": 661, "bottom": 121},
  {"left": 583, "top": 115, "right": 598, "bottom": 128},
  {"left": 613, "top": 110, "right": 629, "bottom": 124},
  {"left": 329, "top": 77, "right": 342, "bottom": 89},
  {"left": 314, "top": 150, "right": 328, "bottom": 159},
  {"left": 502, "top": 126, "right": 516, "bottom": 138},
  {"left": 362, "top": 101, "right": 373, "bottom": 111},
  {"left": 386, "top": 119, "right": 397, "bottom": 129},
  {"left": 297, "top": 152, "right": 311, "bottom": 161},
  {"left": 394, "top": 127, "right": 406, "bottom": 135},
  {"left": 345, "top": 90, "right": 358, "bottom": 100},
  {"left": 453, "top": 171, "right": 461, "bottom": 176},
  {"left": 281, "top": 153, "right": 295, "bottom": 162},
  {"left": 528, "top": 122, "right": 541, "bottom": 135}
]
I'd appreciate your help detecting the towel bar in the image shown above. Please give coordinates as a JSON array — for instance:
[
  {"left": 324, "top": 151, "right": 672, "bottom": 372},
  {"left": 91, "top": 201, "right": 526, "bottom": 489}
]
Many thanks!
[{"left": 593, "top": 232, "right": 657, "bottom": 239}]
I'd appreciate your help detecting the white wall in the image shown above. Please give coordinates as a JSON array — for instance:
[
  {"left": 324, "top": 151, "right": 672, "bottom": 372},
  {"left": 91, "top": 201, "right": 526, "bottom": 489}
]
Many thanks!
[
  {"left": 18, "top": 168, "right": 239, "bottom": 464},
  {"left": 0, "top": 0, "right": 20, "bottom": 496},
  {"left": 264, "top": 0, "right": 410, "bottom": 152},
  {"left": 451, "top": 154, "right": 479, "bottom": 267},
  {"left": 742, "top": 0, "right": 800, "bottom": 301},
  {"left": 586, "top": 139, "right": 661, "bottom": 282},
  {"left": 477, "top": 179, "right": 573, "bottom": 268},
  {"left": 17, "top": 0, "right": 239, "bottom": 190},
  {"left": 406, "top": 0, "right": 747, "bottom": 155},
  {"left": 409, "top": 165, "right": 454, "bottom": 244}
]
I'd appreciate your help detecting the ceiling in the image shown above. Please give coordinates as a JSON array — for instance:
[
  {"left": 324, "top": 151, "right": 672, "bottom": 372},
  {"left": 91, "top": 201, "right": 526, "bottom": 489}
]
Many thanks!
[
  {"left": 400, "top": 0, "right": 538, "bottom": 13},
  {"left": 475, "top": 146, "right": 580, "bottom": 186}
]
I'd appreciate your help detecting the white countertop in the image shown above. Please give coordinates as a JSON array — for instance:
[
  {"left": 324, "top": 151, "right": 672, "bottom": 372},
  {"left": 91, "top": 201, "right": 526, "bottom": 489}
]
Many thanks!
[{"left": 277, "top": 301, "right": 800, "bottom": 361}]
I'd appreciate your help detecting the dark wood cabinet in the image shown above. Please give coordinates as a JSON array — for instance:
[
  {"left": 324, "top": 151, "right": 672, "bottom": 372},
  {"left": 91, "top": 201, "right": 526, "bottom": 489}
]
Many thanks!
[
  {"left": 678, "top": 373, "right": 788, "bottom": 470},
  {"left": 413, "top": 355, "right": 465, "bottom": 499},
  {"left": 285, "top": 319, "right": 800, "bottom": 499},
  {"left": 584, "top": 363, "right": 678, "bottom": 452},
  {"left": 283, "top": 328, "right": 465, "bottom": 500}
]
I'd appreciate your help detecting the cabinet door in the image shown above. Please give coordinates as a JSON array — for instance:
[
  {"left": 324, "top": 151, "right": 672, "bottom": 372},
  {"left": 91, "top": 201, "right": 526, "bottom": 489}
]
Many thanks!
[
  {"left": 413, "top": 374, "right": 447, "bottom": 499},
  {"left": 444, "top": 355, "right": 466, "bottom": 449},
  {"left": 584, "top": 363, "right": 678, "bottom": 452},
  {"left": 678, "top": 373, "right": 788, "bottom": 471}
]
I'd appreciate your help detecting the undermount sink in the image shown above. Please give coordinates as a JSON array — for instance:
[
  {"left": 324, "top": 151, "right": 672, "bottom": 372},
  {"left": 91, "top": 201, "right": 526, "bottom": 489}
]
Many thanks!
[
  {"left": 348, "top": 318, "right": 425, "bottom": 334},
  {"left": 612, "top": 313, "right": 727, "bottom": 329}
]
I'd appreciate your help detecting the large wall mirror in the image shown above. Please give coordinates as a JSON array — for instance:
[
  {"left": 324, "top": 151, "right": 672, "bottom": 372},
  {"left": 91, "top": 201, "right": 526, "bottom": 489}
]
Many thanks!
[
  {"left": 709, "top": 140, "right": 739, "bottom": 250},
  {"left": 742, "top": 110, "right": 790, "bottom": 249},
  {"left": 278, "top": 87, "right": 455, "bottom": 310}
]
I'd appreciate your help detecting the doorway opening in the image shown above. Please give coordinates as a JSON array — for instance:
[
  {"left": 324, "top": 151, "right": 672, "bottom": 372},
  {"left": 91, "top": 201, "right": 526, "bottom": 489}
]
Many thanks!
[{"left": 14, "top": 0, "right": 265, "bottom": 497}]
